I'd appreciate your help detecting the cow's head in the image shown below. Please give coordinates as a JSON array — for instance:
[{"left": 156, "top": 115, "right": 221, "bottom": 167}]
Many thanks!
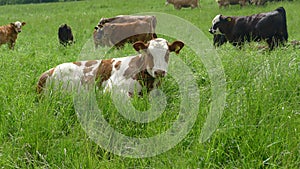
[
  {"left": 209, "top": 14, "right": 232, "bottom": 34},
  {"left": 11, "top": 21, "right": 26, "bottom": 33},
  {"left": 133, "top": 38, "right": 184, "bottom": 78}
]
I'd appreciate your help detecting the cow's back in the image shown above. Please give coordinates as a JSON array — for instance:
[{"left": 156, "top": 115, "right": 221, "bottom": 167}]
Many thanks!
[{"left": 0, "top": 25, "right": 14, "bottom": 45}]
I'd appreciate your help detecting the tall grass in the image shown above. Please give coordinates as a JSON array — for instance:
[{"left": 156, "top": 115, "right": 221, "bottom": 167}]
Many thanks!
[{"left": 0, "top": 0, "right": 299, "bottom": 168}]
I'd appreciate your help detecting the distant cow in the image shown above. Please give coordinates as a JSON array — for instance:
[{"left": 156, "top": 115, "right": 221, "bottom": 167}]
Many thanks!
[
  {"left": 251, "top": 0, "right": 293, "bottom": 5},
  {"left": 0, "top": 21, "right": 26, "bottom": 49},
  {"left": 216, "top": 0, "right": 247, "bottom": 8},
  {"left": 37, "top": 38, "right": 184, "bottom": 97},
  {"left": 209, "top": 7, "right": 288, "bottom": 50},
  {"left": 58, "top": 24, "right": 74, "bottom": 46},
  {"left": 250, "top": 0, "right": 267, "bottom": 5},
  {"left": 165, "top": 0, "right": 199, "bottom": 10},
  {"left": 94, "top": 15, "right": 157, "bottom": 48}
]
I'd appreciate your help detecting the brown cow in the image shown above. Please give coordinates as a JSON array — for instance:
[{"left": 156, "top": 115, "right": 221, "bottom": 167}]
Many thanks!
[
  {"left": 165, "top": 0, "right": 199, "bottom": 10},
  {"left": 94, "top": 15, "right": 157, "bottom": 48},
  {"left": 98, "top": 15, "right": 157, "bottom": 29},
  {"left": 0, "top": 21, "right": 26, "bottom": 49},
  {"left": 216, "top": 0, "right": 247, "bottom": 8}
]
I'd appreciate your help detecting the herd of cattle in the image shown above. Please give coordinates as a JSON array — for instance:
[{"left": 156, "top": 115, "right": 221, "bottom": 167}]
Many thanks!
[
  {"left": 163, "top": 0, "right": 294, "bottom": 9},
  {"left": 0, "top": 1, "right": 297, "bottom": 96}
]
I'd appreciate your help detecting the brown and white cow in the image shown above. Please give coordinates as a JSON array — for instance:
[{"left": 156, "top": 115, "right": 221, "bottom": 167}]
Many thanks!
[
  {"left": 216, "top": 0, "right": 247, "bottom": 8},
  {"left": 165, "top": 0, "right": 199, "bottom": 10},
  {"left": 209, "top": 7, "right": 288, "bottom": 50},
  {"left": 94, "top": 15, "right": 157, "bottom": 48},
  {"left": 0, "top": 21, "right": 26, "bottom": 49},
  {"left": 37, "top": 38, "right": 184, "bottom": 97}
]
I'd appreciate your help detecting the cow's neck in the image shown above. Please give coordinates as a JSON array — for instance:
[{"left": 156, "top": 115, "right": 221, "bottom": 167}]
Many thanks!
[
  {"left": 220, "top": 18, "right": 236, "bottom": 41},
  {"left": 123, "top": 54, "right": 147, "bottom": 79}
]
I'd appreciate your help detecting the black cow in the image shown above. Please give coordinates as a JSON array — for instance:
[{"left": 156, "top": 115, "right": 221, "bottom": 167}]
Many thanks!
[
  {"left": 58, "top": 24, "right": 74, "bottom": 46},
  {"left": 209, "top": 7, "right": 288, "bottom": 50}
]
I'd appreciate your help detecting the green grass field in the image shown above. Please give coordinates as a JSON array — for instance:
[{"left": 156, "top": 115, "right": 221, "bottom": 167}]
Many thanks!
[{"left": 0, "top": 0, "right": 299, "bottom": 168}]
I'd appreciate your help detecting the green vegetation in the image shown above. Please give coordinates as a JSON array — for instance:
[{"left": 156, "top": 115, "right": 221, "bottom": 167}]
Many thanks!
[
  {"left": 0, "top": 0, "right": 299, "bottom": 168},
  {"left": 0, "top": 0, "right": 80, "bottom": 5}
]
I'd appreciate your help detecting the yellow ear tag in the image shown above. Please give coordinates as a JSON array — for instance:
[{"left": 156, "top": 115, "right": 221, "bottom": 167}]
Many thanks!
[{"left": 227, "top": 17, "right": 232, "bottom": 22}]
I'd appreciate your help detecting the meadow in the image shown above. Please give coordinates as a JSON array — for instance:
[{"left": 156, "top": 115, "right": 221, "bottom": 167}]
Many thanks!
[{"left": 0, "top": 0, "right": 299, "bottom": 168}]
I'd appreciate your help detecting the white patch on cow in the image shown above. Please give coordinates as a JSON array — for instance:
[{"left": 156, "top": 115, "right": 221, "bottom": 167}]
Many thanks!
[
  {"left": 48, "top": 63, "right": 83, "bottom": 91},
  {"left": 212, "top": 15, "right": 221, "bottom": 25},
  {"left": 148, "top": 38, "right": 169, "bottom": 77},
  {"left": 210, "top": 15, "right": 222, "bottom": 34},
  {"left": 14, "top": 21, "right": 23, "bottom": 33},
  {"left": 104, "top": 56, "right": 142, "bottom": 95},
  {"left": 14, "top": 21, "right": 22, "bottom": 28}
]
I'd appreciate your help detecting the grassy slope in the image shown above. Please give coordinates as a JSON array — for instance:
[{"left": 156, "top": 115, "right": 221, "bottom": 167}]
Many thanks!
[{"left": 0, "top": 0, "right": 299, "bottom": 168}]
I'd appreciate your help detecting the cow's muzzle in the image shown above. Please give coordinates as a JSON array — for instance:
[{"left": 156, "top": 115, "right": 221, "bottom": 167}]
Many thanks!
[
  {"left": 209, "top": 28, "right": 215, "bottom": 34},
  {"left": 154, "top": 70, "right": 166, "bottom": 77}
]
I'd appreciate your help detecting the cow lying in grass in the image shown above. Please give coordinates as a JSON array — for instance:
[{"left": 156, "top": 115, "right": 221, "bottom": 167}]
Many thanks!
[
  {"left": 37, "top": 38, "right": 184, "bottom": 97},
  {"left": 0, "top": 21, "right": 26, "bottom": 49}
]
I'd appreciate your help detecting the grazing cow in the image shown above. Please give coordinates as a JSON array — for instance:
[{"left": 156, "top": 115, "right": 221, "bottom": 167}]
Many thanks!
[
  {"left": 37, "top": 38, "right": 184, "bottom": 97},
  {"left": 250, "top": 0, "right": 293, "bottom": 5},
  {"left": 98, "top": 15, "right": 157, "bottom": 28},
  {"left": 94, "top": 15, "right": 157, "bottom": 48},
  {"left": 250, "top": 0, "right": 268, "bottom": 5},
  {"left": 0, "top": 21, "right": 26, "bottom": 49},
  {"left": 209, "top": 7, "right": 288, "bottom": 50},
  {"left": 94, "top": 20, "right": 156, "bottom": 48},
  {"left": 165, "top": 0, "right": 199, "bottom": 10},
  {"left": 58, "top": 24, "right": 74, "bottom": 46},
  {"left": 216, "top": 0, "right": 247, "bottom": 8}
]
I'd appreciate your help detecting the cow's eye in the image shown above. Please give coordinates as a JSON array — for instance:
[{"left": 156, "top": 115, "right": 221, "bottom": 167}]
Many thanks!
[{"left": 213, "top": 23, "right": 220, "bottom": 29}]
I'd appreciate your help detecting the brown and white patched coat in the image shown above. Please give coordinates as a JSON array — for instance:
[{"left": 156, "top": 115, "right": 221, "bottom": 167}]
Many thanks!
[
  {"left": 37, "top": 38, "right": 184, "bottom": 96},
  {"left": 0, "top": 21, "right": 26, "bottom": 49}
]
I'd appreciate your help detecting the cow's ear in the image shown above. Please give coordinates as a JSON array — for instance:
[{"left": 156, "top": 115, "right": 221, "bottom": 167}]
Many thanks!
[
  {"left": 133, "top": 41, "right": 148, "bottom": 51},
  {"left": 169, "top": 41, "right": 184, "bottom": 54},
  {"left": 10, "top": 23, "right": 15, "bottom": 26},
  {"left": 226, "top": 17, "right": 232, "bottom": 22},
  {"left": 22, "top": 22, "right": 26, "bottom": 26}
]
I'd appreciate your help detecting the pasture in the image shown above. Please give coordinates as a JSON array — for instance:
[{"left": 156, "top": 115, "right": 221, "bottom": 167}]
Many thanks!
[{"left": 0, "top": 0, "right": 299, "bottom": 168}]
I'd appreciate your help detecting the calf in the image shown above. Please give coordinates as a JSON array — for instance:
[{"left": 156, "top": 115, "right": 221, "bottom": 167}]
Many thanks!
[
  {"left": 209, "top": 7, "right": 288, "bottom": 50},
  {"left": 0, "top": 21, "right": 26, "bottom": 49},
  {"left": 216, "top": 0, "right": 247, "bottom": 8},
  {"left": 94, "top": 15, "right": 157, "bottom": 48},
  {"left": 37, "top": 38, "right": 184, "bottom": 96},
  {"left": 165, "top": 0, "right": 199, "bottom": 10},
  {"left": 58, "top": 24, "right": 74, "bottom": 46}
]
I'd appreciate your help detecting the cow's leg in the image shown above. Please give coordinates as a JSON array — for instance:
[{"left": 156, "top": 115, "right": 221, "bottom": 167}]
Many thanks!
[
  {"left": 175, "top": 4, "right": 181, "bottom": 10},
  {"left": 8, "top": 40, "right": 15, "bottom": 50},
  {"left": 266, "top": 38, "right": 275, "bottom": 51}
]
